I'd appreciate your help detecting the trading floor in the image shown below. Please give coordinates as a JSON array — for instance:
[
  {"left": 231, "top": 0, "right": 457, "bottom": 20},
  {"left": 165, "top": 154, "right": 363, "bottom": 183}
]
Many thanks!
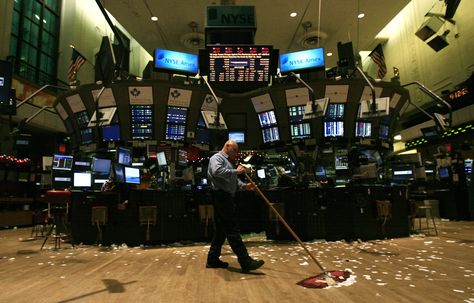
[{"left": 1, "top": 220, "right": 473, "bottom": 303}]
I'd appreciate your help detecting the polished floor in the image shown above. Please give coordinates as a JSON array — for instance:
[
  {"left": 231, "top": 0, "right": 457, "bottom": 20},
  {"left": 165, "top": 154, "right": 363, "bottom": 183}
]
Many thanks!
[{"left": 0, "top": 220, "right": 473, "bottom": 303}]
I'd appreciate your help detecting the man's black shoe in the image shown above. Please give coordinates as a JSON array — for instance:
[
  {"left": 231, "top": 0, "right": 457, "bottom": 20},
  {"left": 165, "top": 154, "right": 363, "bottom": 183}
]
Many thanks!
[
  {"left": 241, "top": 259, "right": 264, "bottom": 273},
  {"left": 206, "top": 259, "right": 229, "bottom": 268}
]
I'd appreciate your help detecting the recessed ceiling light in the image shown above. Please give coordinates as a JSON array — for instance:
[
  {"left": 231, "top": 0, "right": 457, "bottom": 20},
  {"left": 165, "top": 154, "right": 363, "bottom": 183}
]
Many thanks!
[
  {"left": 357, "top": 13, "right": 365, "bottom": 19},
  {"left": 290, "top": 12, "right": 297, "bottom": 17},
  {"left": 151, "top": 16, "right": 158, "bottom": 22},
  {"left": 394, "top": 134, "right": 402, "bottom": 141},
  {"left": 326, "top": 52, "right": 333, "bottom": 57}
]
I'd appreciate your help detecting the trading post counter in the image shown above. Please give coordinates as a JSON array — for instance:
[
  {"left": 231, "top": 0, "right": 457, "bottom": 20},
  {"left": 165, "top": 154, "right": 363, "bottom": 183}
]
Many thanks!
[{"left": 70, "top": 185, "right": 410, "bottom": 246}]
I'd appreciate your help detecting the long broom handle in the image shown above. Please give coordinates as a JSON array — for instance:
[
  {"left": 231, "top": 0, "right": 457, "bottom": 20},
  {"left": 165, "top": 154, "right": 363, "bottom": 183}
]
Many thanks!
[{"left": 245, "top": 172, "right": 326, "bottom": 272}]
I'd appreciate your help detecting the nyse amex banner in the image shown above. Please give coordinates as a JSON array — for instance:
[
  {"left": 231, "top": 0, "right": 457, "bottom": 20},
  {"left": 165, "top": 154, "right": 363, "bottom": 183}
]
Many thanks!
[
  {"left": 154, "top": 48, "right": 198, "bottom": 75},
  {"left": 279, "top": 48, "right": 325, "bottom": 74}
]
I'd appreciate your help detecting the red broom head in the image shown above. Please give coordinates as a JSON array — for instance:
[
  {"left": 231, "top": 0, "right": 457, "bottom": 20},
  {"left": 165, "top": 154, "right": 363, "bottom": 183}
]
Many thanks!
[{"left": 297, "top": 270, "right": 352, "bottom": 289}]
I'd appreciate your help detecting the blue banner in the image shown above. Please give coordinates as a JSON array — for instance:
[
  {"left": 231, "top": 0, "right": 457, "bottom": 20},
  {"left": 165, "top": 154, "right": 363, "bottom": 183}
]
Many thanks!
[
  {"left": 279, "top": 48, "right": 325, "bottom": 73},
  {"left": 154, "top": 48, "right": 198, "bottom": 74}
]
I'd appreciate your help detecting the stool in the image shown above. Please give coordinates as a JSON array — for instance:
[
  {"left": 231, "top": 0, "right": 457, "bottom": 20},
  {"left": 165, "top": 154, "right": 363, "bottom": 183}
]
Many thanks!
[
  {"left": 198, "top": 205, "right": 214, "bottom": 238},
  {"left": 139, "top": 206, "right": 157, "bottom": 241},
  {"left": 31, "top": 209, "right": 49, "bottom": 238},
  {"left": 41, "top": 190, "right": 73, "bottom": 250},
  {"left": 91, "top": 206, "right": 108, "bottom": 244},
  {"left": 269, "top": 203, "right": 285, "bottom": 237},
  {"left": 414, "top": 200, "right": 438, "bottom": 236},
  {"left": 376, "top": 200, "right": 392, "bottom": 236}
]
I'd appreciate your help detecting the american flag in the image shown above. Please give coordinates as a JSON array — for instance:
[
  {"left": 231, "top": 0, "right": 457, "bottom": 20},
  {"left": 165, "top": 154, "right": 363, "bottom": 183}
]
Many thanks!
[
  {"left": 369, "top": 44, "right": 387, "bottom": 79},
  {"left": 67, "top": 48, "right": 86, "bottom": 82}
]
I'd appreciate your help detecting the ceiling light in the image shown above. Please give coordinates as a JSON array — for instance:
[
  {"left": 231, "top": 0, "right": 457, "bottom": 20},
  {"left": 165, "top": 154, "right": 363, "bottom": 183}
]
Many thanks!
[
  {"left": 326, "top": 52, "right": 333, "bottom": 57},
  {"left": 394, "top": 134, "right": 402, "bottom": 141},
  {"left": 151, "top": 16, "right": 158, "bottom": 22},
  {"left": 290, "top": 12, "right": 297, "bottom": 18},
  {"left": 357, "top": 13, "right": 365, "bottom": 19}
]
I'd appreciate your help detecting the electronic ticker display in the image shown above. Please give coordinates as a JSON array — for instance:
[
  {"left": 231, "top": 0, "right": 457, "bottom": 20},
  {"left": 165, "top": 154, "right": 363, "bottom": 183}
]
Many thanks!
[{"left": 208, "top": 46, "right": 273, "bottom": 83}]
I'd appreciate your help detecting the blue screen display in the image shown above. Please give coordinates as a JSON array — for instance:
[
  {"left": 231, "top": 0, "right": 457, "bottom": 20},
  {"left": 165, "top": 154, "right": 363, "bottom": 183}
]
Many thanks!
[
  {"left": 166, "top": 106, "right": 188, "bottom": 123},
  {"left": 154, "top": 48, "right": 198, "bottom": 74},
  {"left": 80, "top": 128, "right": 93, "bottom": 144},
  {"left": 291, "top": 123, "right": 311, "bottom": 139},
  {"left": 92, "top": 158, "right": 111, "bottom": 174},
  {"left": 258, "top": 110, "right": 277, "bottom": 127},
  {"left": 124, "top": 167, "right": 141, "bottom": 184},
  {"left": 229, "top": 131, "right": 245, "bottom": 143},
  {"left": 279, "top": 48, "right": 325, "bottom": 73},
  {"left": 101, "top": 124, "right": 120, "bottom": 141}
]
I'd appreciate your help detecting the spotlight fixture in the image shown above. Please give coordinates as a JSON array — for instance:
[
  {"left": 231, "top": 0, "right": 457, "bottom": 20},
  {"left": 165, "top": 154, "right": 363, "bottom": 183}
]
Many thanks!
[
  {"left": 357, "top": 13, "right": 365, "bottom": 19},
  {"left": 326, "top": 52, "right": 333, "bottom": 57},
  {"left": 151, "top": 16, "right": 158, "bottom": 22},
  {"left": 290, "top": 12, "right": 297, "bottom": 17}
]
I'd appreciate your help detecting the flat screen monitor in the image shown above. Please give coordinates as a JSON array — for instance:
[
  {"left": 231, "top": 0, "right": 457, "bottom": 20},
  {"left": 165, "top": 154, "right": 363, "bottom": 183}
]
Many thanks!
[
  {"left": 92, "top": 158, "right": 111, "bottom": 175},
  {"left": 117, "top": 147, "right": 132, "bottom": 166},
  {"left": 114, "top": 163, "right": 125, "bottom": 183},
  {"left": 52, "top": 154, "right": 73, "bottom": 171},
  {"left": 157, "top": 151, "right": 167, "bottom": 166},
  {"left": 131, "top": 105, "right": 153, "bottom": 139},
  {"left": 229, "top": 131, "right": 245, "bottom": 144},
  {"left": 257, "top": 168, "right": 266, "bottom": 179},
  {"left": 355, "top": 122, "right": 372, "bottom": 138},
  {"left": 258, "top": 110, "right": 277, "bottom": 127},
  {"left": 438, "top": 167, "right": 450, "bottom": 178},
  {"left": 80, "top": 128, "right": 93, "bottom": 144},
  {"left": 52, "top": 176, "right": 72, "bottom": 189},
  {"left": 288, "top": 105, "right": 305, "bottom": 123},
  {"left": 262, "top": 126, "right": 280, "bottom": 143},
  {"left": 379, "top": 124, "right": 389, "bottom": 139},
  {"left": 101, "top": 124, "right": 121, "bottom": 142},
  {"left": 465, "top": 159, "right": 473, "bottom": 175},
  {"left": 324, "top": 121, "right": 344, "bottom": 137},
  {"left": 335, "top": 155, "right": 349, "bottom": 170},
  {"left": 206, "top": 45, "right": 274, "bottom": 83},
  {"left": 314, "top": 165, "right": 326, "bottom": 177},
  {"left": 154, "top": 48, "right": 198, "bottom": 75},
  {"left": 195, "top": 127, "right": 210, "bottom": 144},
  {"left": 421, "top": 126, "right": 440, "bottom": 139},
  {"left": 75, "top": 111, "right": 90, "bottom": 129},
  {"left": 392, "top": 165, "right": 415, "bottom": 182},
  {"left": 166, "top": 106, "right": 188, "bottom": 124},
  {"left": 326, "top": 103, "right": 345, "bottom": 119},
  {"left": 165, "top": 124, "right": 186, "bottom": 141},
  {"left": 290, "top": 122, "right": 311, "bottom": 139},
  {"left": 73, "top": 171, "right": 92, "bottom": 188},
  {"left": 178, "top": 149, "right": 187, "bottom": 166},
  {"left": 124, "top": 166, "right": 141, "bottom": 184},
  {"left": 279, "top": 48, "right": 325, "bottom": 74}
]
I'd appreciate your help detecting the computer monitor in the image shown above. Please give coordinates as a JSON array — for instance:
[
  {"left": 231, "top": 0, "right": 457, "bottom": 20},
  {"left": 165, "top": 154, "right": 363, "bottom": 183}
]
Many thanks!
[
  {"left": 324, "top": 121, "right": 344, "bottom": 137},
  {"left": 52, "top": 154, "right": 73, "bottom": 171},
  {"left": 314, "top": 165, "right": 326, "bottom": 178},
  {"left": 262, "top": 127, "right": 280, "bottom": 143},
  {"left": 326, "top": 103, "right": 345, "bottom": 119},
  {"left": 73, "top": 171, "right": 92, "bottom": 188},
  {"left": 80, "top": 128, "right": 93, "bottom": 144},
  {"left": 117, "top": 147, "right": 132, "bottom": 166},
  {"left": 257, "top": 168, "right": 266, "bottom": 179},
  {"left": 124, "top": 166, "right": 141, "bottom": 184},
  {"left": 288, "top": 105, "right": 305, "bottom": 123},
  {"left": 392, "top": 165, "right": 415, "bottom": 182},
  {"left": 355, "top": 122, "right": 372, "bottom": 138},
  {"left": 166, "top": 106, "right": 188, "bottom": 123},
  {"left": 290, "top": 122, "right": 311, "bottom": 139},
  {"left": 114, "top": 163, "right": 125, "bottom": 183},
  {"left": 157, "top": 151, "right": 167, "bottom": 166},
  {"left": 178, "top": 149, "right": 187, "bottom": 166},
  {"left": 438, "top": 167, "right": 450, "bottom": 179},
  {"left": 101, "top": 124, "right": 121, "bottom": 142},
  {"left": 258, "top": 110, "right": 277, "bottom": 127},
  {"left": 165, "top": 124, "right": 186, "bottom": 141},
  {"left": 92, "top": 158, "right": 111, "bottom": 175},
  {"left": 379, "top": 124, "right": 389, "bottom": 140},
  {"left": 229, "top": 131, "right": 245, "bottom": 144}
]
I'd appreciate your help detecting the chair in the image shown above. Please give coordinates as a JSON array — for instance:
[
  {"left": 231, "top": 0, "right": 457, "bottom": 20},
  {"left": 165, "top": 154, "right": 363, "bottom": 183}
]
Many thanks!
[
  {"left": 198, "top": 204, "right": 214, "bottom": 238},
  {"left": 41, "top": 190, "right": 73, "bottom": 250},
  {"left": 91, "top": 206, "right": 108, "bottom": 244},
  {"left": 412, "top": 200, "right": 438, "bottom": 236},
  {"left": 269, "top": 203, "right": 285, "bottom": 237},
  {"left": 139, "top": 206, "right": 157, "bottom": 241},
  {"left": 376, "top": 200, "right": 392, "bottom": 236}
]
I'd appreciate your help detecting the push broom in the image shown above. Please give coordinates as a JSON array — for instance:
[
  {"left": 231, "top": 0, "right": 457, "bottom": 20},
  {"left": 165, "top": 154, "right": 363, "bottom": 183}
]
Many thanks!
[{"left": 245, "top": 172, "right": 353, "bottom": 288}]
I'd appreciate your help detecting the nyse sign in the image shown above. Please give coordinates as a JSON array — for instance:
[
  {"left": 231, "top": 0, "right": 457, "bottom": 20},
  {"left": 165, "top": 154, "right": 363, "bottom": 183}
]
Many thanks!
[{"left": 154, "top": 49, "right": 198, "bottom": 75}]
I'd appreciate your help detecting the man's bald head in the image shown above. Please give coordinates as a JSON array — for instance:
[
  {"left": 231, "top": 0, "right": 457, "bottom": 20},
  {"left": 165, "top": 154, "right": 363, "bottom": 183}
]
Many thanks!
[{"left": 222, "top": 140, "right": 239, "bottom": 160}]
